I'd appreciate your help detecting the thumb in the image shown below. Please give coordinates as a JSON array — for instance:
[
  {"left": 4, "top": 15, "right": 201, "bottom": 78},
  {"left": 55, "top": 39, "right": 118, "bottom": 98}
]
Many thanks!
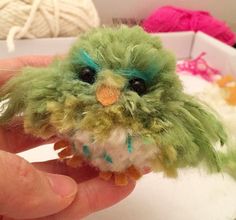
[{"left": 0, "top": 150, "right": 77, "bottom": 219}]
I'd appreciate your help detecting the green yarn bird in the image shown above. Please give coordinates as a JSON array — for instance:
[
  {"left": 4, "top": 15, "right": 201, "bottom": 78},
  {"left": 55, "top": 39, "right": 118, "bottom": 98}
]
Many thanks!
[{"left": 0, "top": 26, "right": 235, "bottom": 185}]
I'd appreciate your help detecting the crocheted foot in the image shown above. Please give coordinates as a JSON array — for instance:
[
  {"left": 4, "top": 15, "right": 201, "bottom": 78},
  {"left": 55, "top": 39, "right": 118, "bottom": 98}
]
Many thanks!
[
  {"left": 66, "top": 155, "right": 83, "bottom": 168},
  {"left": 99, "top": 166, "right": 142, "bottom": 186},
  {"left": 54, "top": 140, "right": 84, "bottom": 168},
  {"left": 114, "top": 172, "right": 129, "bottom": 186},
  {"left": 99, "top": 171, "right": 113, "bottom": 181},
  {"left": 126, "top": 166, "right": 142, "bottom": 180},
  {"left": 54, "top": 140, "right": 73, "bottom": 159},
  {"left": 54, "top": 139, "right": 71, "bottom": 150}
]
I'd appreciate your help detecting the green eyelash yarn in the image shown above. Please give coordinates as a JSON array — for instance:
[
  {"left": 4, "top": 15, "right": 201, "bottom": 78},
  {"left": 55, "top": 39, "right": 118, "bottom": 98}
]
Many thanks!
[{"left": 0, "top": 26, "right": 235, "bottom": 181}]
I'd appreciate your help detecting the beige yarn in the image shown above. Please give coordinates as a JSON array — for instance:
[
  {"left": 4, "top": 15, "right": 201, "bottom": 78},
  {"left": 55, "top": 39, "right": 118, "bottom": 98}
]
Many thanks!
[{"left": 0, "top": 0, "right": 100, "bottom": 51}]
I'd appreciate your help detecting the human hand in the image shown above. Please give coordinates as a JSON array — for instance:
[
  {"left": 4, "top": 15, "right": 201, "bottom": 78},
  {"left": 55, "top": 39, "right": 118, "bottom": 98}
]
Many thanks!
[{"left": 0, "top": 56, "right": 136, "bottom": 220}]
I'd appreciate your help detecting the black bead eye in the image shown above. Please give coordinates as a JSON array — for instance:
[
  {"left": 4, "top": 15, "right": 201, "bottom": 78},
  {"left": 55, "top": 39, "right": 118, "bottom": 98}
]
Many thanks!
[
  {"left": 129, "top": 78, "right": 147, "bottom": 95},
  {"left": 79, "top": 67, "right": 96, "bottom": 84}
]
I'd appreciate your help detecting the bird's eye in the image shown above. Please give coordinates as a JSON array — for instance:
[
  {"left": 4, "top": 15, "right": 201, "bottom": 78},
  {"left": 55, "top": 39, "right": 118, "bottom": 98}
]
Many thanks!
[
  {"left": 129, "top": 78, "right": 147, "bottom": 95},
  {"left": 79, "top": 67, "right": 96, "bottom": 84}
]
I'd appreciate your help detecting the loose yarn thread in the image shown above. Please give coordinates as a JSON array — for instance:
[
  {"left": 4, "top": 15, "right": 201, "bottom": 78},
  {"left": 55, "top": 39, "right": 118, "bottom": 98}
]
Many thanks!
[
  {"left": 0, "top": 0, "right": 100, "bottom": 51},
  {"left": 177, "top": 52, "right": 220, "bottom": 82}
]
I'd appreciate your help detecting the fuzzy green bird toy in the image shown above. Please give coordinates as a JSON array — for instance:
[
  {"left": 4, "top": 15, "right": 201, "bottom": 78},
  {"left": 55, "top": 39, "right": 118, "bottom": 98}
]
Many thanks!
[{"left": 0, "top": 26, "right": 235, "bottom": 185}]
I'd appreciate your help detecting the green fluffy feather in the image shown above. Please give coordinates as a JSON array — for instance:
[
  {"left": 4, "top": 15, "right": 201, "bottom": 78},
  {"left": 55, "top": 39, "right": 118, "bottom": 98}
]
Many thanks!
[{"left": 0, "top": 26, "right": 235, "bottom": 178}]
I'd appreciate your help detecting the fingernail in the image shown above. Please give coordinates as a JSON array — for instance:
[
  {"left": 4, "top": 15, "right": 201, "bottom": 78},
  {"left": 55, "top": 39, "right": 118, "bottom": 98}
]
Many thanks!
[{"left": 47, "top": 173, "right": 77, "bottom": 198}]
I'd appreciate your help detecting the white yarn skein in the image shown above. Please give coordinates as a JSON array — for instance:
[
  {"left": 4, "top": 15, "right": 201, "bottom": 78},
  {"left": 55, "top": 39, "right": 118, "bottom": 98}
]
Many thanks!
[{"left": 0, "top": 0, "right": 100, "bottom": 51}]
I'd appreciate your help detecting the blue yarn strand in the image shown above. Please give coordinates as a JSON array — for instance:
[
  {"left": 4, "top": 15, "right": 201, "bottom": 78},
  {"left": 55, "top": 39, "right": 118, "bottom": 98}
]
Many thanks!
[{"left": 127, "top": 134, "right": 133, "bottom": 153}]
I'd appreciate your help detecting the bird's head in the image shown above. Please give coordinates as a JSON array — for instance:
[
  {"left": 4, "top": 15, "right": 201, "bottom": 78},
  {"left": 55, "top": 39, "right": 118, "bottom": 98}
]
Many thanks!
[{"left": 0, "top": 26, "right": 182, "bottom": 141}]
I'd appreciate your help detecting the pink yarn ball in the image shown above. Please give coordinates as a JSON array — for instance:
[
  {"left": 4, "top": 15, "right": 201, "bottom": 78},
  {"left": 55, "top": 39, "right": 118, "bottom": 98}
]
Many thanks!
[{"left": 142, "top": 6, "right": 236, "bottom": 46}]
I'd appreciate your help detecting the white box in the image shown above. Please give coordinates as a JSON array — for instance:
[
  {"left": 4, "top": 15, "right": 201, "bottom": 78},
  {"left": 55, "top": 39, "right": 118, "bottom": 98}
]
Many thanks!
[
  {"left": 1, "top": 31, "right": 236, "bottom": 75},
  {"left": 192, "top": 32, "right": 236, "bottom": 75}
]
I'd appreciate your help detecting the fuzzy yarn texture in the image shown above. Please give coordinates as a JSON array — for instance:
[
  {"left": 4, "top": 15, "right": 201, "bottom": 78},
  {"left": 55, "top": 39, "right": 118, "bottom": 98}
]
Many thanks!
[
  {"left": 197, "top": 84, "right": 236, "bottom": 145},
  {"left": 142, "top": 6, "right": 236, "bottom": 46},
  {"left": 0, "top": 0, "right": 100, "bottom": 51},
  {"left": 180, "top": 73, "right": 236, "bottom": 177},
  {"left": 179, "top": 73, "right": 236, "bottom": 143},
  {"left": 0, "top": 26, "right": 235, "bottom": 179}
]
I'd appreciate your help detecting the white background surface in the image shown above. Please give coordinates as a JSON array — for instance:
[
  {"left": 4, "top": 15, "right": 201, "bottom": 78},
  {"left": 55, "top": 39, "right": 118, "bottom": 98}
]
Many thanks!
[
  {"left": 1, "top": 31, "right": 235, "bottom": 75},
  {"left": 192, "top": 32, "right": 236, "bottom": 75},
  {"left": 2, "top": 32, "right": 236, "bottom": 220},
  {"left": 0, "top": 32, "right": 194, "bottom": 59}
]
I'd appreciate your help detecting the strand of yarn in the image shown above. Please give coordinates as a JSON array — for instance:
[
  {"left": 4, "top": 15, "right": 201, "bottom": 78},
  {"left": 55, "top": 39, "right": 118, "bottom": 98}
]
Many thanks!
[
  {"left": 142, "top": 6, "right": 236, "bottom": 46},
  {"left": 0, "top": 0, "right": 100, "bottom": 51},
  {"left": 177, "top": 52, "right": 220, "bottom": 82}
]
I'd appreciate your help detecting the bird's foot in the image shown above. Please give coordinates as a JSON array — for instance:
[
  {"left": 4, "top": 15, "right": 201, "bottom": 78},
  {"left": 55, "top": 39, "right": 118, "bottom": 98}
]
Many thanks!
[
  {"left": 99, "top": 166, "right": 142, "bottom": 186},
  {"left": 54, "top": 139, "right": 83, "bottom": 168},
  {"left": 65, "top": 155, "right": 83, "bottom": 168}
]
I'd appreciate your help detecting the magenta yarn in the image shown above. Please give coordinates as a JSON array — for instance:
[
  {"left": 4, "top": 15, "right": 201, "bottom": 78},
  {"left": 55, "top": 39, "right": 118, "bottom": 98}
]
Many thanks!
[
  {"left": 142, "top": 6, "right": 236, "bottom": 46},
  {"left": 177, "top": 52, "right": 220, "bottom": 82}
]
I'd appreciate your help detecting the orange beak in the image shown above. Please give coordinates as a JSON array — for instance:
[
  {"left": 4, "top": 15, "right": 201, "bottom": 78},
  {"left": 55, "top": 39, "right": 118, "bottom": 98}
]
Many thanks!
[{"left": 96, "top": 84, "right": 120, "bottom": 106}]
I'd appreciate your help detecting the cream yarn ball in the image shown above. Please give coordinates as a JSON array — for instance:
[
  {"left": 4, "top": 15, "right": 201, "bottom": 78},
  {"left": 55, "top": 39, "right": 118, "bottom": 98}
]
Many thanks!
[{"left": 0, "top": 0, "right": 100, "bottom": 51}]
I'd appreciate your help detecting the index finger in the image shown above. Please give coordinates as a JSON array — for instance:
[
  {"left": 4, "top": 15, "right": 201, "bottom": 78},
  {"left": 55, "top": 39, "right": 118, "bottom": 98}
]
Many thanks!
[{"left": 0, "top": 55, "right": 55, "bottom": 86}]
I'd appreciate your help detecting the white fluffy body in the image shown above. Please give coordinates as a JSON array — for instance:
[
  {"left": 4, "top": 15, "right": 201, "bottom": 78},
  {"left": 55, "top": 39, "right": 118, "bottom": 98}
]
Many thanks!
[{"left": 72, "top": 128, "right": 158, "bottom": 172}]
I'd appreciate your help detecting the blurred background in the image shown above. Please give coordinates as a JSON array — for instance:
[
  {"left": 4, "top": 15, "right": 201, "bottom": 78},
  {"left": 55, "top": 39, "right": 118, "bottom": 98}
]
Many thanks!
[{"left": 94, "top": 0, "right": 236, "bottom": 31}]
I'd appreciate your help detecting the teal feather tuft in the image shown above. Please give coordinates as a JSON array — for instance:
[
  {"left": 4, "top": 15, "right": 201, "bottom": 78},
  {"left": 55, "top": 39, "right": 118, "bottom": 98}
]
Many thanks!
[
  {"left": 103, "top": 152, "right": 113, "bottom": 163},
  {"left": 120, "top": 68, "right": 153, "bottom": 83},
  {"left": 83, "top": 145, "right": 91, "bottom": 157},
  {"left": 126, "top": 134, "right": 133, "bottom": 153},
  {"left": 72, "top": 49, "right": 101, "bottom": 71}
]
